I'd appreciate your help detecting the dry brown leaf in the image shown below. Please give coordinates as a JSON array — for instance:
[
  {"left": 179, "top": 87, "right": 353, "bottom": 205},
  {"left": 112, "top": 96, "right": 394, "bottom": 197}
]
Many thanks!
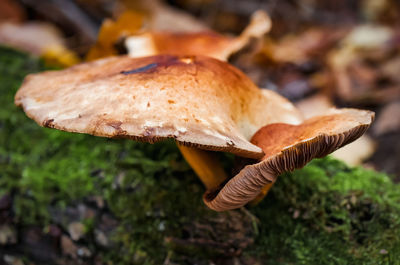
[
  {"left": 86, "top": 10, "right": 145, "bottom": 61},
  {"left": 261, "top": 27, "right": 346, "bottom": 64},
  {"left": 381, "top": 56, "right": 400, "bottom": 83},
  {"left": 373, "top": 101, "right": 400, "bottom": 136},
  {"left": 328, "top": 25, "right": 400, "bottom": 104}
]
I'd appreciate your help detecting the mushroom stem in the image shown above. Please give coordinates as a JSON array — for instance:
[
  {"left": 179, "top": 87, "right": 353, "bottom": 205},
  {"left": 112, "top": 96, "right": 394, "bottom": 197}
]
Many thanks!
[{"left": 177, "top": 144, "right": 228, "bottom": 190}]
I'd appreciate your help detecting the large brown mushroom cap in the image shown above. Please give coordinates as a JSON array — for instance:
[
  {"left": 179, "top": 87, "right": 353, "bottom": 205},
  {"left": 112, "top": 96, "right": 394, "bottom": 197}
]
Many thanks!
[
  {"left": 204, "top": 108, "right": 374, "bottom": 211},
  {"left": 15, "top": 54, "right": 301, "bottom": 159}
]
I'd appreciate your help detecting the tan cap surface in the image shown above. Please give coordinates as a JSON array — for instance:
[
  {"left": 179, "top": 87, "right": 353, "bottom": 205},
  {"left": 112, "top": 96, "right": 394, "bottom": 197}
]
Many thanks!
[
  {"left": 15, "top": 54, "right": 301, "bottom": 159},
  {"left": 126, "top": 11, "right": 271, "bottom": 61},
  {"left": 204, "top": 108, "right": 374, "bottom": 211}
]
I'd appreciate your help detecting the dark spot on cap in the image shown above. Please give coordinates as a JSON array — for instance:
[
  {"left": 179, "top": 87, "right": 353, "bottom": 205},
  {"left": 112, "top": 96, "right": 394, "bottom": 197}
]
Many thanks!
[
  {"left": 43, "top": 119, "right": 55, "bottom": 128},
  {"left": 226, "top": 140, "right": 235, "bottom": 146},
  {"left": 121, "top": 63, "right": 158, "bottom": 75},
  {"left": 107, "top": 121, "right": 127, "bottom": 135},
  {"left": 144, "top": 127, "right": 155, "bottom": 137},
  {"left": 107, "top": 121, "right": 122, "bottom": 130}
]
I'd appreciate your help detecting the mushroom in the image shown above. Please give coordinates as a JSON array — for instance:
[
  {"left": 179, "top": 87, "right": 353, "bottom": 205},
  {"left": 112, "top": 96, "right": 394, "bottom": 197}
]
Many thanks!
[
  {"left": 126, "top": 10, "right": 271, "bottom": 61},
  {"left": 87, "top": 10, "right": 272, "bottom": 194},
  {"left": 204, "top": 108, "right": 373, "bottom": 210},
  {"left": 15, "top": 55, "right": 373, "bottom": 211}
]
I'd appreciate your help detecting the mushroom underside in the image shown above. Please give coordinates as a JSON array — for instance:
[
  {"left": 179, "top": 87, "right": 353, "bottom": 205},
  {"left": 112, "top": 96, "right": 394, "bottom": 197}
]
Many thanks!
[{"left": 203, "top": 108, "right": 374, "bottom": 211}]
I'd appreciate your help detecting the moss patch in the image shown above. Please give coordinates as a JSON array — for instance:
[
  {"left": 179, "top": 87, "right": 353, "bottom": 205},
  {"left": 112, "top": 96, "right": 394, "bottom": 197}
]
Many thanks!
[
  {"left": 249, "top": 157, "right": 400, "bottom": 264},
  {"left": 1, "top": 46, "right": 399, "bottom": 264}
]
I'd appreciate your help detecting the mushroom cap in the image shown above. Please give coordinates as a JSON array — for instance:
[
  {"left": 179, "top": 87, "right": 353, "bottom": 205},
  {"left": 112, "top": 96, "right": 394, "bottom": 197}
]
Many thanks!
[
  {"left": 204, "top": 108, "right": 374, "bottom": 211},
  {"left": 15, "top": 54, "right": 301, "bottom": 159},
  {"left": 126, "top": 10, "right": 271, "bottom": 61}
]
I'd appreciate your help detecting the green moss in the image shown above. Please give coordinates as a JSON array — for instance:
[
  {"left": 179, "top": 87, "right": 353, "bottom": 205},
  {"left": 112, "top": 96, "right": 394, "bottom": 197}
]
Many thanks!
[
  {"left": 1, "top": 46, "right": 400, "bottom": 264},
  {"left": 249, "top": 157, "right": 400, "bottom": 264}
]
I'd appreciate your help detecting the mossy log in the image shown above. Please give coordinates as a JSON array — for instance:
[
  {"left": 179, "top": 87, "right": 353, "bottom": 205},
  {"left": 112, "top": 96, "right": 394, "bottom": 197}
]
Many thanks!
[{"left": 0, "top": 46, "right": 399, "bottom": 265}]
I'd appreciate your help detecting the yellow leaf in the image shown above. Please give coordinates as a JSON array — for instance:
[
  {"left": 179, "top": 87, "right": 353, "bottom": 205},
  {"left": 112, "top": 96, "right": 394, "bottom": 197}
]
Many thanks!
[{"left": 86, "top": 11, "right": 145, "bottom": 61}]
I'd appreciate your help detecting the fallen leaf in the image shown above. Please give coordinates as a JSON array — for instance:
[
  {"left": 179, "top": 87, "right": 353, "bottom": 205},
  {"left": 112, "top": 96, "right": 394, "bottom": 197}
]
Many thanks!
[
  {"left": 381, "top": 56, "right": 400, "bottom": 83},
  {"left": 328, "top": 24, "right": 400, "bottom": 104},
  {"left": 373, "top": 101, "right": 400, "bottom": 136},
  {"left": 86, "top": 10, "right": 145, "bottom": 61},
  {"left": 261, "top": 27, "right": 346, "bottom": 64}
]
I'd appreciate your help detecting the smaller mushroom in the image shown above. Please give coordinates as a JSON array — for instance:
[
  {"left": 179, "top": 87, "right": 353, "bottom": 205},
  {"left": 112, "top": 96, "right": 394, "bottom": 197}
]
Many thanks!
[{"left": 125, "top": 10, "right": 271, "bottom": 61}]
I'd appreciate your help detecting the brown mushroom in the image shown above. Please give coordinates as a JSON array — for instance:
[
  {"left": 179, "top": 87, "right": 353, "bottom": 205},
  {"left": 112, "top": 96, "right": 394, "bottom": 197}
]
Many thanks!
[
  {"left": 126, "top": 10, "right": 271, "bottom": 61},
  {"left": 15, "top": 55, "right": 373, "bottom": 211},
  {"left": 204, "top": 109, "right": 373, "bottom": 211}
]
